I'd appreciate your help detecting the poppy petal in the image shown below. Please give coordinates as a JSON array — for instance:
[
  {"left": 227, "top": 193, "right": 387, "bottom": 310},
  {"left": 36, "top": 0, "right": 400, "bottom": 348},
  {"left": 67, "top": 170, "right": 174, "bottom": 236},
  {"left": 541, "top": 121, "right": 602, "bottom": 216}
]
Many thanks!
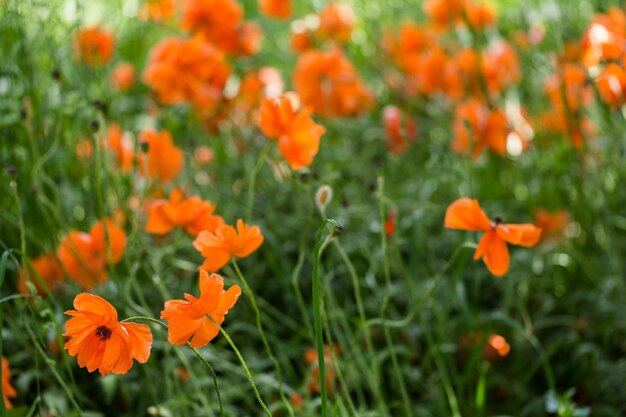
[{"left": 445, "top": 198, "right": 491, "bottom": 231}]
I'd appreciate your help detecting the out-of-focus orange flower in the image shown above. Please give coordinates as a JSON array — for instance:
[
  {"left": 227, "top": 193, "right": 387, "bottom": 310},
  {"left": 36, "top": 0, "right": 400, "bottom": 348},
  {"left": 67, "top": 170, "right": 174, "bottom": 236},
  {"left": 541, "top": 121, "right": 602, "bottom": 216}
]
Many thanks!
[
  {"left": 534, "top": 209, "right": 571, "bottom": 242},
  {"left": 76, "top": 138, "right": 93, "bottom": 161},
  {"left": 304, "top": 344, "right": 339, "bottom": 395},
  {"left": 74, "top": 27, "right": 115, "bottom": 66},
  {"left": 259, "top": 0, "right": 292, "bottom": 20},
  {"left": 444, "top": 48, "right": 482, "bottom": 98},
  {"left": 143, "top": 37, "right": 230, "bottom": 112},
  {"left": 64, "top": 293, "right": 152, "bottom": 376},
  {"left": 291, "top": 21, "right": 316, "bottom": 53},
  {"left": 161, "top": 270, "right": 241, "bottom": 348},
  {"left": 385, "top": 208, "right": 396, "bottom": 237},
  {"left": 139, "top": 0, "right": 177, "bottom": 22},
  {"left": 176, "top": 366, "right": 190, "bottom": 381},
  {"left": 483, "top": 334, "right": 510, "bottom": 360},
  {"left": 181, "top": 0, "right": 261, "bottom": 56},
  {"left": 596, "top": 63, "right": 626, "bottom": 108},
  {"left": 236, "top": 67, "right": 284, "bottom": 114},
  {"left": 542, "top": 62, "right": 594, "bottom": 148},
  {"left": 2, "top": 356, "right": 16, "bottom": 409},
  {"left": 193, "top": 219, "right": 264, "bottom": 272},
  {"left": 464, "top": 2, "right": 496, "bottom": 29},
  {"left": 138, "top": 129, "right": 184, "bottom": 183},
  {"left": 259, "top": 93, "right": 326, "bottom": 169},
  {"left": 445, "top": 198, "right": 541, "bottom": 276},
  {"left": 581, "top": 8, "right": 626, "bottom": 69},
  {"left": 146, "top": 188, "right": 225, "bottom": 237},
  {"left": 382, "top": 105, "right": 417, "bottom": 155},
  {"left": 57, "top": 219, "right": 126, "bottom": 290},
  {"left": 18, "top": 253, "right": 64, "bottom": 295},
  {"left": 294, "top": 49, "right": 373, "bottom": 118},
  {"left": 483, "top": 41, "right": 521, "bottom": 94},
  {"left": 195, "top": 146, "right": 214, "bottom": 165},
  {"left": 290, "top": 392, "right": 303, "bottom": 408},
  {"left": 452, "top": 100, "right": 509, "bottom": 158},
  {"left": 318, "top": 3, "right": 355, "bottom": 43},
  {"left": 111, "top": 62, "right": 135, "bottom": 91},
  {"left": 107, "top": 124, "right": 134, "bottom": 172},
  {"left": 424, "top": 0, "right": 466, "bottom": 28}
]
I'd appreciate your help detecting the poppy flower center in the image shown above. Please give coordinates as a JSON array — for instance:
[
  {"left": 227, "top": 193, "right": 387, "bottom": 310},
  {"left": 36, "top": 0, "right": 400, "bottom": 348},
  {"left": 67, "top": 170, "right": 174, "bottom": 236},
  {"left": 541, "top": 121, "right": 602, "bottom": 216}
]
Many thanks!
[
  {"left": 95, "top": 325, "right": 112, "bottom": 342},
  {"left": 494, "top": 216, "right": 503, "bottom": 225}
]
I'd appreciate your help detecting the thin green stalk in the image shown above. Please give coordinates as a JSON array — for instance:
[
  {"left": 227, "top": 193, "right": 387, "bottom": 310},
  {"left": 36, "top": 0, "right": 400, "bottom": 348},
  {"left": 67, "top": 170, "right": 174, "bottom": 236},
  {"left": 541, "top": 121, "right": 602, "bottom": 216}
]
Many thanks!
[
  {"left": 246, "top": 144, "right": 271, "bottom": 220},
  {"left": 0, "top": 251, "right": 8, "bottom": 417},
  {"left": 121, "top": 316, "right": 225, "bottom": 416},
  {"left": 377, "top": 177, "right": 412, "bottom": 417},
  {"left": 312, "top": 219, "right": 342, "bottom": 417},
  {"left": 231, "top": 259, "right": 295, "bottom": 417},
  {"left": 208, "top": 316, "right": 272, "bottom": 417},
  {"left": 191, "top": 347, "right": 224, "bottom": 417}
]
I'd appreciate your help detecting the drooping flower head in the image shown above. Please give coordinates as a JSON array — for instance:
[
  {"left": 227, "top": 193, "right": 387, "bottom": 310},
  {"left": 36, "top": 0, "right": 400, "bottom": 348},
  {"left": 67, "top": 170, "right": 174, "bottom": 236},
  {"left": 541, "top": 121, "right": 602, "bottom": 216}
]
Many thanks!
[
  {"left": 259, "top": 93, "right": 326, "bottom": 169},
  {"left": 138, "top": 129, "right": 184, "bottom": 183},
  {"left": 74, "top": 26, "right": 115, "bottom": 66},
  {"left": 2, "top": 356, "right": 16, "bottom": 409},
  {"left": 193, "top": 219, "right": 264, "bottom": 272},
  {"left": 64, "top": 293, "right": 153, "bottom": 376},
  {"left": 57, "top": 219, "right": 127, "bottom": 290},
  {"left": 161, "top": 270, "right": 241, "bottom": 348},
  {"left": 146, "top": 188, "right": 225, "bottom": 236},
  {"left": 444, "top": 198, "right": 541, "bottom": 276}
]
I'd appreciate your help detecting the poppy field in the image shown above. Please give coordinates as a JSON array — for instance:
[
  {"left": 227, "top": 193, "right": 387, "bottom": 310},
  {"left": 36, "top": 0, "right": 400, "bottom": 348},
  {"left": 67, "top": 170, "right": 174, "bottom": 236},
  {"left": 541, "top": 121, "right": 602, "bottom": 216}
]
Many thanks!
[{"left": 2, "top": 0, "right": 626, "bottom": 415}]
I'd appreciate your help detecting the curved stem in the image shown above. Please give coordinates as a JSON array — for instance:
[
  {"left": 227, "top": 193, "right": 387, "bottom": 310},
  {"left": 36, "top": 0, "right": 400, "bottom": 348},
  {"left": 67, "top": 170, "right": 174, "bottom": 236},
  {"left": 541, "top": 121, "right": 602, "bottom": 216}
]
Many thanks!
[
  {"left": 312, "top": 219, "right": 341, "bottom": 417},
  {"left": 190, "top": 347, "right": 224, "bottom": 417},
  {"left": 246, "top": 144, "right": 271, "bottom": 220},
  {"left": 208, "top": 316, "right": 272, "bottom": 417},
  {"left": 121, "top": 316, "right": 168, "bottom": 329},
  {"left": 231, "top": 259, "right": 294, "bottom": 417}
]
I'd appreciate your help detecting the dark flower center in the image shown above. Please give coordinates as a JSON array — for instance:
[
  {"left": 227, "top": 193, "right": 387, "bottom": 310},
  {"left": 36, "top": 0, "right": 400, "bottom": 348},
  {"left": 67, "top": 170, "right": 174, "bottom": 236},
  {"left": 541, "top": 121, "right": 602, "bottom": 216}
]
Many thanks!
[
  {"left": 494, "top": 216, "right": 503, "bottom": 225},
  {"left": 95, "top": 325, "right": 112, "bottom": 342}
]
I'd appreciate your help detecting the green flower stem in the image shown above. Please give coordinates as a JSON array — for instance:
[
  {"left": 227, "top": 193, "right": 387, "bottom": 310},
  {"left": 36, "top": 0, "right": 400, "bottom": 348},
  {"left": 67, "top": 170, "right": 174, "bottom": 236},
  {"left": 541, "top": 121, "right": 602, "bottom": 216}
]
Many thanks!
[
  {"left": 231, "top": 259, "right": 295, "bottom": 417},
  {"left": 312, "top": 219, "right": 342, "bottom": 417},
  {"left": 207, "top": 316, "right": 273, "bottom": 417}
]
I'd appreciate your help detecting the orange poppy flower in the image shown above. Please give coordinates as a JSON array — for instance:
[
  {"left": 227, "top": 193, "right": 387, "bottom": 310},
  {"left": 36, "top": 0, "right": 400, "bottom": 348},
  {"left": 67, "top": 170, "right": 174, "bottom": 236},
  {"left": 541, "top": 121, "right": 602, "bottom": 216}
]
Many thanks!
[
  {"left": 452, "top": 100, "right": 508, "bottom": 158},
  {"left": 107, "top": 124, "right": 134, "bottom": 172},
  {"left": 259, "top": 93, "right": 326, "bottom": 169},
  {"left": 259, "top": 0, "right": 292, "bottom": 20},
  {"left": 444, "top": 198, "right": 541, "bottom": 276},
  {"left": 138, "top": 129, "right": 184, "bottom": 183},
  {"left": 581, "top": 8, "right": 626, "bottom": 68},
  {"left": 423, "top": 0, "right": 466, "bottom": 28},
  {"left": 464, "top": 2, "right": 496, "bottom": 29},
  {"left": 64, "top": 293, "right": 152, "bottom": 376},
  {"left": 294, "top": 49, "right": 373, "bottom": 118},
  {"left": 304, "top": 344, "right": 339, "bottom": 395},
  {"left": 2, "top": 356, "right": 16, "bottom": 409},
  {"left": 483, "top": 41, "right": 521, "bottom": 94},
  {"left": 236, "top": 67, "right": 284, "bottom": 113},
  {"left": 290, "top": 23, "right": 316, "bottom": 53},
  {"left": 74, "top": 27, "right": 115, "bottom": 66},
  {"left": 195, "top": 146, "right": 214, "bottom": 165},
  {"left": 57, "top": 219, "right": 126, "bottom": 290},
  {"left": 385, "top": 208, "right": 396, "bottom": 237},
  {"left": 317, "top": 3, "right": 355, "bottom": 43},
  {"left": 534, "top": 209, "right": 571, "bottom": 242},
  {"left": 182, "top": 0, "right": 262, "bottom": 56},
  {"left": 139, "top": 0, "right": 177, "bottom": 22},
  {"left": 111, "top": 62, "right": 135, "bottom": 91},
  {"left": 160, "top": 270, "right": 241, "bottom": 348},
  {"left": 18, "top": 253, "right": 64, "bottom": 295},
  {"left": 146, "top": 188, "right": 225, "bottom": 236},
  {"left": 382, "top": 105, "right": 417, "bottom": 155},
  {"left": 596, "top": 63, "right": 626, "bottom": 108},
  {"left": 143, "top": 37, "right": 230, "bottom": 112},
  {"left": 193, "top": 219, "right": 264, "bottom": 272}
]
